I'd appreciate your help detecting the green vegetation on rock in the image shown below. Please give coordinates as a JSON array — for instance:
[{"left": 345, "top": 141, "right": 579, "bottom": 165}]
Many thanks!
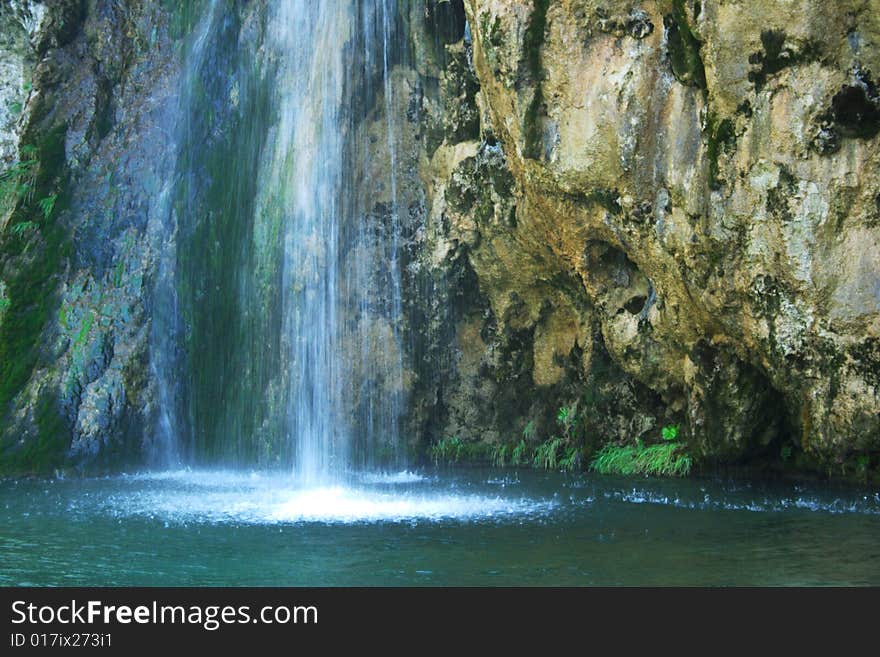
[
  {"left": 0, "top": 128, "right": 70, "bottom": 471},
  {"left": 0, "top": 388, "right": 68, "bottom": 476},
  {"left": 591, "top": 425, "right": 692, "bottom": 477},
  {"left": 430, "top": 435, "right": 489, "bottom": 465},
  {"left": 480, "top": 408, "right": 583, "bottom": 472},
  {"left": 533, "top": 436, "right": 562, "bottom": 469},
  {"left": 665, "top": 0, "right": 706, "bottom": 91},
  {"left": 522, "top": 0, "right": 550, "bottom": 159},
  {"left": 705, "top": 114, "right": 735, "bottom": 190}
]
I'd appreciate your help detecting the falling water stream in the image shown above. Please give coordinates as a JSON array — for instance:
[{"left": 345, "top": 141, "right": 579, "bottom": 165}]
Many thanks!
[
  {"left": 153, "top": 0, "right": 409, "bottom": 479},
  {"left": 269, "top": 1, "right": 351, "bottom": 483}
]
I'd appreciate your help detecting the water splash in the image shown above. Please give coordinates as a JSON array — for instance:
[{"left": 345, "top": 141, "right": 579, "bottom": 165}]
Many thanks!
[
  {"left": 600, "top": 485, "right": 880, "bottom": 515},
  {"left": 360, "top": 470, "right": 428, "bottom": 485},
  {"left": 101, "top": 470, "right": 552, "bottom": 525}
]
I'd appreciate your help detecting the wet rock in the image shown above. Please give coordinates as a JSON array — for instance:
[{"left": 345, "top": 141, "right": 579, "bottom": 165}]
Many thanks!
[
  {"left": 830, "top": 68, "right": 880, "bottom": 139},
  {"left": 453, "top": 0, "right": 880, "bottom": 470},
  {"left": 0, "top": 0, "right": 180, "bottom": 472},
  {"left": 595, "top": 8, "right": 653, "bottom": 40},
  {"left": 626, "top": 10, "right": 654, "bottom": 39}
]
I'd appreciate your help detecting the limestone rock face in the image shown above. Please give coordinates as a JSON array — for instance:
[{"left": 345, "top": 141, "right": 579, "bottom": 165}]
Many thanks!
[
  {"left": 431, "top": 0, "right": 880, "bottom": 467},
  {"left": 408, "top": 1, "right": 670, "bottom": 457}
]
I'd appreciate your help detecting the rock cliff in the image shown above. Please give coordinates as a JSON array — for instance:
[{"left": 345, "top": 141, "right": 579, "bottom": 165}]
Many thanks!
[
  {"left": 0, "top": 0, "right": 185, "bottom": 472},
  {"left": 409, "top": 0, "right": 879, "bottom": 478},
  {"left": 1, "top": 0, "right": 877, "bottom": 480}
]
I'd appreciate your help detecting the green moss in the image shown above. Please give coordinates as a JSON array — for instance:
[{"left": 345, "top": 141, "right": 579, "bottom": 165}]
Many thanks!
[
  {"left": 161, "top": 0, "right": 212, "bottom": 41},
  {"left": 172, "top": 22, "right": 278, "bottom": 462},
  {"left": 749, "top": 274, "right": 806, "bottom": 366},
  {"left": 74, "top": 311, "right": 94, "bottom": 348},
  {"left": 765, "top": 165, "right": 797, "bottom": 222},
  {"left": 447, "top": 151, "right": 516, "bottom": 225},
  {"left": 664, "top": 0, "right": 707, "bottom": 91},
  {"left": 479, "top": 11, "right": 504, "bottom": 49},
  {"left": 524, "top": 0, "right": 548, "bottom": 79},
  {"left": 438, "top": 47, "right": 481, "bottom": 146},
  {"left": 0, "top": 125, "right": 69, "bottom": 436},
  {"left": 705, "top": 115, "right": 735, "bottom": 190},
  {"left": 446, "top": 173, "right": 477, "bottom": 214},
  {"left": 113, "top": 259, "right": 125, "bottom": 287},
  {"left": 522, "top": 87, "right": 546, "bottom": 158},
  {"left": 522, "top": 0, "right": 550, "bottom": 159},
  {"left": 0, "top": 390, "right": 68, "bottom": 476},
  {"left": 849, "top": 338, "right": 880, "bottom": 388},
  {"left": 585, "top": 188, "right": 622, "bottom": 215}
]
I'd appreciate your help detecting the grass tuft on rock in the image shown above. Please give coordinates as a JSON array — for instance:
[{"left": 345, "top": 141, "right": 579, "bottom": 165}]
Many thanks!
[{"left": 591, "top": 440, "right": 692, "bottom": 477}]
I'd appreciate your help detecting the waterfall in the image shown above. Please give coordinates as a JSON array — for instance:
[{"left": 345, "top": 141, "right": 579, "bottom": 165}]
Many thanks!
[
  {"left": 154, "top": 0, "right": 409, "bottom": 480},
  {"left": 265, "top": 2, "right": 348, "bottom": 483},
  {"left": 148, "top": 0, "right": 221, "bottom": 468}
]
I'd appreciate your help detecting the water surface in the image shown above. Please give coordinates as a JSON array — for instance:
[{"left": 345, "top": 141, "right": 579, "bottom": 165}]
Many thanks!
[{"left": 1, "top": 469, "right": 878, "bottom": 585}]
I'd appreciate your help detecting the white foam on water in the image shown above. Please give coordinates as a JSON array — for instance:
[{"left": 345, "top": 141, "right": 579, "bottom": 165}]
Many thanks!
[
  {"left": 103, "top": 470, "right": 553, "bottom": 525},
  {"left": 605, "top": 488, "right": 880, "bottom": 515},
  {"left": 486, "top": 475, "right": 520, "bottom": 486},
  {"left": 359, "top": 470, "right": 428, "bottom": 485},
  {"left": 120, "top": 469, "right": 272, "bottom": 486}
]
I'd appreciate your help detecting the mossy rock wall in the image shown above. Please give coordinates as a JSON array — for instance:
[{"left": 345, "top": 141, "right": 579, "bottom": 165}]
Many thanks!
[
  {"left": 427, "top": 0, "right": 880, "bottom": 478},
  {"left": 1, "top": 0, "right": 878, "bottom": 482},
  {"left": 0, "top": 0, "right": 184, "bottom": 473}
]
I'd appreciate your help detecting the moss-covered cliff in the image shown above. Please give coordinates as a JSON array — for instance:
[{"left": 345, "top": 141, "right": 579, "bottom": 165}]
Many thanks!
[
  {"left": 409, "top": 0, "right": 879, "bottom": 480},
  {"left": 0, "top": 0, "right": 185, "bottom": 473},
  {"left": 1, "top": 0, "right": 878, "bottom": 482}
]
